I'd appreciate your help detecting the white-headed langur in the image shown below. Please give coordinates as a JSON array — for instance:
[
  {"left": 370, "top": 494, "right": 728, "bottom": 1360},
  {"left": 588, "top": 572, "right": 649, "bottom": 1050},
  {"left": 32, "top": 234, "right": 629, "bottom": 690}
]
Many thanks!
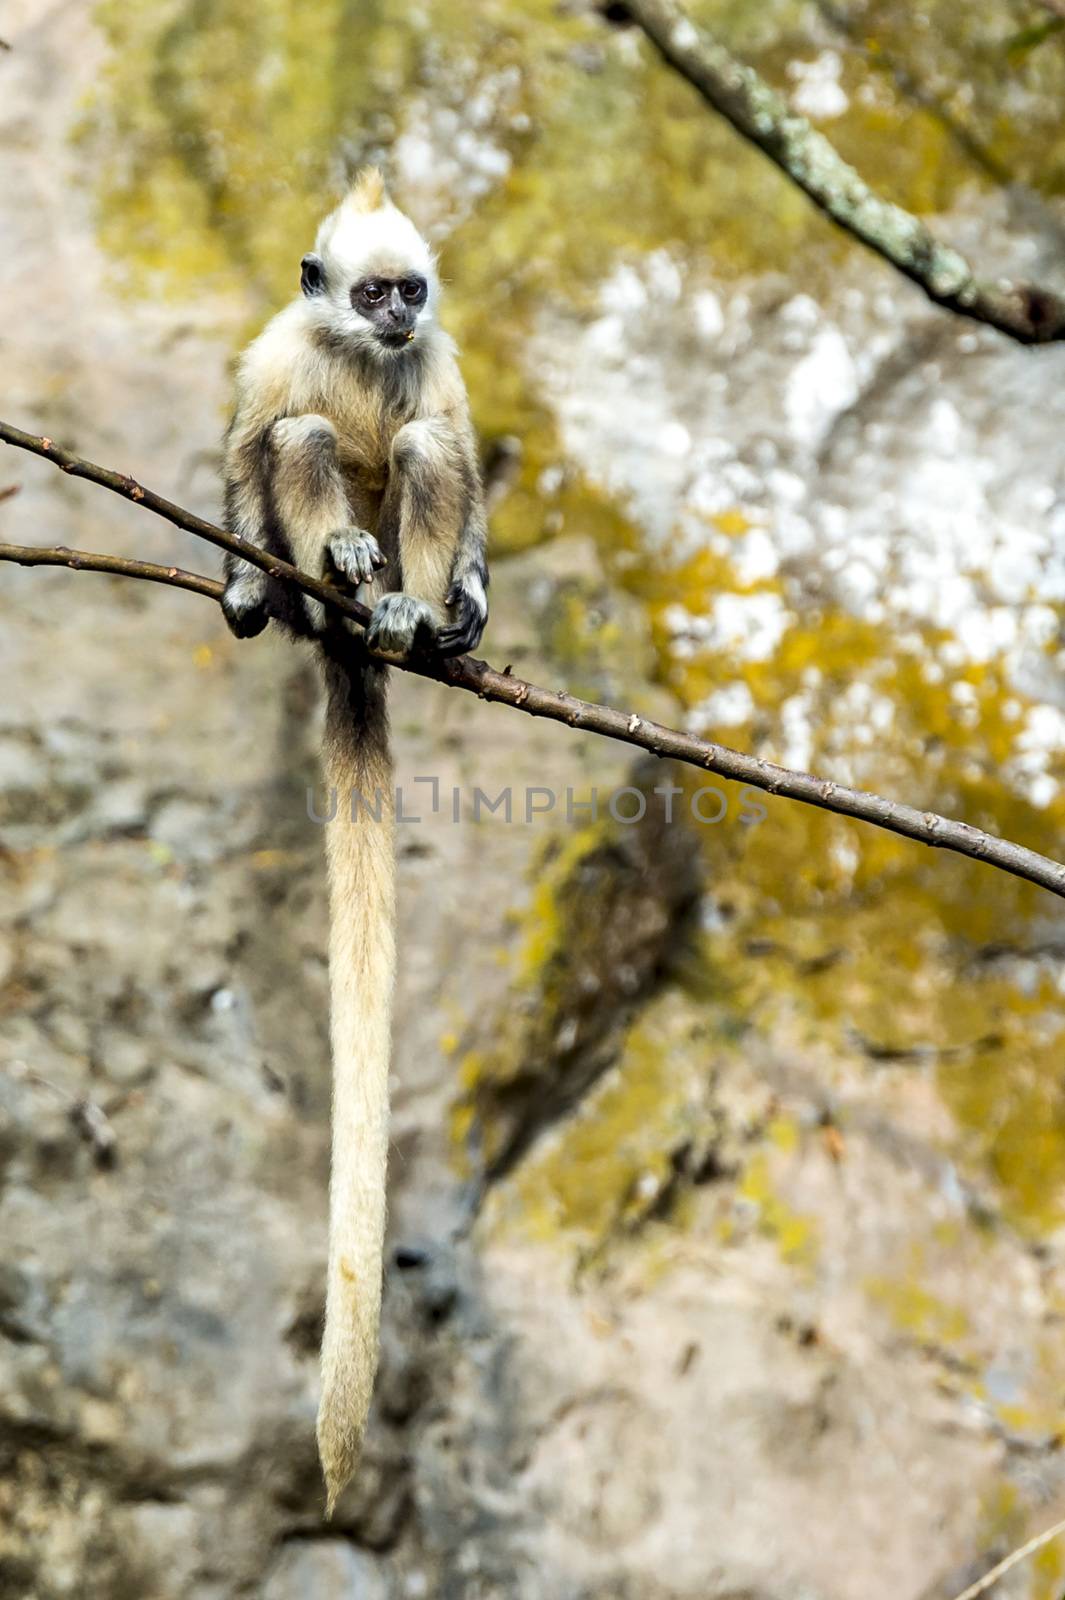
[{"left": 220, "top": 169, "right": 488, "bottom": 1513}]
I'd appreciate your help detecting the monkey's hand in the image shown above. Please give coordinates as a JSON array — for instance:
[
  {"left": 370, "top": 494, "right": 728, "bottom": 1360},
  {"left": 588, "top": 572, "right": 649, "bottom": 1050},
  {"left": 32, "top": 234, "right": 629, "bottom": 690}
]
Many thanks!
[
  {"left": 437, "top": 569, "right": 488, "bottom": 658},
  {"left": 221, "top": 566, "right": 270, "bottom": 639},
  {"left": 328, "top": 529, "right": 387, "bottom": 588},
  {"left": 365, "top": 593, "right": 437, "bottom": 661}
]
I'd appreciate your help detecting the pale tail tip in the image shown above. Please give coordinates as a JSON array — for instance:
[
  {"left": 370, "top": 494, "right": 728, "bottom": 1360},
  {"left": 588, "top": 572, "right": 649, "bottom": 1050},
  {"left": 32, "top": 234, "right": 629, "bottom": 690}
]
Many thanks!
[
  {"left": 321, "top": 1455, "right": 355, "bottom": 1520},
  {"left": 321, "top": 1458, "right": 349, "bottom": 1520}
]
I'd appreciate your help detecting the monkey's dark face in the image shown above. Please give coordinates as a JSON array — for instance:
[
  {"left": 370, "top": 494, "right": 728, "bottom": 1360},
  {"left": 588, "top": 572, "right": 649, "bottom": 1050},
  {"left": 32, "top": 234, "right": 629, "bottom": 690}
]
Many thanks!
[
  {"left": 350, "top": 276, "right": 428, "bottom": 348},
  {"left": 300, "top": 243, "right": 435, "bottom": 357}
]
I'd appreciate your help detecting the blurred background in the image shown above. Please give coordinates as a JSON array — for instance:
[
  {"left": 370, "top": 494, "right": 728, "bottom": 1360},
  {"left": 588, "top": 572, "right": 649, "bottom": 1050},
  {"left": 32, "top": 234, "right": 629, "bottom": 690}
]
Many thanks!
[{"left": 3, "top": 1, "right": 1065, "bottom": 1596}]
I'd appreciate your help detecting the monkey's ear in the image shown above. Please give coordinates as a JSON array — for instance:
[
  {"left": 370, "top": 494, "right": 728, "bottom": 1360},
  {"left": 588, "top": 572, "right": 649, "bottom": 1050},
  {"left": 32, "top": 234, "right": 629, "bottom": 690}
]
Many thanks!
[{"left": 301, "top": 253, "right": 325, "bottom": 296}]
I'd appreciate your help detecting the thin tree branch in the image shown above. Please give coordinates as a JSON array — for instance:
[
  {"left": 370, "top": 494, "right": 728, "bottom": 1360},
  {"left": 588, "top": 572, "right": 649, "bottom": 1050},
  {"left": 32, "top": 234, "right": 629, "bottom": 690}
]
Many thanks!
[
  {"left": 0, "top": 540, "right": 224, "bottom": 601},
  {"left": 948, "top": 1515, "right": 1065, "bottom": 1600},
  {"left": 620, "top": 0, "right": 1065, "bottom": 344},
  {"left": 2, "top": 421, "right": 1065, "bottom": 902},
  {"left": 0, "top": 420, "right": 374, "bottom": 632}
]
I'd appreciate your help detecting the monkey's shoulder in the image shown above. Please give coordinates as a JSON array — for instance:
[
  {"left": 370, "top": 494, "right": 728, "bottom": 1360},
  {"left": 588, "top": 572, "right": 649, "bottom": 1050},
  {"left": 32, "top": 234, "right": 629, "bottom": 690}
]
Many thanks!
[
  {"left": 231, "top": 303, "right": 316, "bottom": 421},
  {"left": 418, "top": 333, "right": 468, "bottom": 409}
]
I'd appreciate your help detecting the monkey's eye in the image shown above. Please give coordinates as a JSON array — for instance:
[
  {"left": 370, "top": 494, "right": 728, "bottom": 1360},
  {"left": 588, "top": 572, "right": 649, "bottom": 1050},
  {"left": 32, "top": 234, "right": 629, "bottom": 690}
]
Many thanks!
[
  {"left": 400, "top": 277, "right": 427, "bottom": 304},
  {"left": 362, "top": 281, "right": 385, "bottom": 304}
]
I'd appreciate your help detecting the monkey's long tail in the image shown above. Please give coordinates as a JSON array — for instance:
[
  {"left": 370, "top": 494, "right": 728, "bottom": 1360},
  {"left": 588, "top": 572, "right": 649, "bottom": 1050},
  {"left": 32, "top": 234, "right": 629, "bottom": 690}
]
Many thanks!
[{"left": 315, "top": 651, "right": 395, "bottom": 1517}]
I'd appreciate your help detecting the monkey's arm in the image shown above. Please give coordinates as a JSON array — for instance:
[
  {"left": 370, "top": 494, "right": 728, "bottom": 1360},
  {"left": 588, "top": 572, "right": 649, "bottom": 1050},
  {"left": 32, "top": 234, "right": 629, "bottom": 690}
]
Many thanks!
[
  {"left": 438, "top": 489, "right": 489, "bottom": 657},
  {"left": 220, "top": 319, "right": 328, "bottom": 640},
  {"left": 220, "top": 411, "right": 273, "bottom": 639},
  {"left": 365, "top": 408, "right": 488, "bottom": 661}
]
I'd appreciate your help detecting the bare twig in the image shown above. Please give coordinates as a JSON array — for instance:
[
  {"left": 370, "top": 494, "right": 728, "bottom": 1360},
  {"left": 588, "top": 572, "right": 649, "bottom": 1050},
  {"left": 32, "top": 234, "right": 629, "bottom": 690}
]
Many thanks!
[
  {"left": 0, "top": 420, "right": 374, "bottom": 631},
  {"left": 3, "top": 420, "right": 1065, "bottom": 902},
  {"left": 948, "top": 1515, "right": 1065, "bottom": 1600},
  {"left": 0, "top": 540, "right": 223, "bottom": 601},
  {"left": 621, "top": 0, "right": 1065, "bottom": 344}
]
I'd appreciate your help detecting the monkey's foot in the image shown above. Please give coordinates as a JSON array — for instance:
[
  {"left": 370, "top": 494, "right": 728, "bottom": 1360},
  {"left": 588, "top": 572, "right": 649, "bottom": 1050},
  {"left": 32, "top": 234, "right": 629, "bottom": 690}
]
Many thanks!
[
  {"left": 221, "top": 571, "right": 270, "bottom": 639},
  {"left": 328, "top": 529, "right": 386, "bottom": 587},
  {"left": 365, "top": 593, "right": 436, "bottom": 660}
]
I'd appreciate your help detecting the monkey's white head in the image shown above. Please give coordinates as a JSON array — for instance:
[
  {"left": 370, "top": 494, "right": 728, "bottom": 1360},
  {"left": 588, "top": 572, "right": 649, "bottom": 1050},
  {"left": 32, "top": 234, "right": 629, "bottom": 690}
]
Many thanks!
[{"left": 299, "top": 170, "right": 439, "bottom": 360}]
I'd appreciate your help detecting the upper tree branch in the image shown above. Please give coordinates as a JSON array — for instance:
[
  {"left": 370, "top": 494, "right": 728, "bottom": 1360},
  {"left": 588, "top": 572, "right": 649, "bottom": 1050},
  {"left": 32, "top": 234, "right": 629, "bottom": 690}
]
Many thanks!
[
  {"left": 3, "top": 420, "right": 1064, "bottom": 902},
  {"left": 621, "top": 0, "right": 1065, "bottom": 344},
  {"left": 0, "top": 420, "right": 375, "bottom": 631}
]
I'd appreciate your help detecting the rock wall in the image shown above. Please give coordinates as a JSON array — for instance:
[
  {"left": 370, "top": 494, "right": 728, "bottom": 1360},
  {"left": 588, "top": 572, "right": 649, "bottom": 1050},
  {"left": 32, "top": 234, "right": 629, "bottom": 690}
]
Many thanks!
[{"left": 3, "top": 2, "right": 1065, "bottom": 1597}]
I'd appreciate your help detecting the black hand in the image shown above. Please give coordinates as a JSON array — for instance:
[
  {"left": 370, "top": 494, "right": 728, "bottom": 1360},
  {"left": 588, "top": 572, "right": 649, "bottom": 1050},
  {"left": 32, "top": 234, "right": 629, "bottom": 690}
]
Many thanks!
[
  {"left": 221, "top": 590, "right": 270, "bottom": 639},
  {"left": 437, "top": 587, "right": 486, "bottom": 657}
]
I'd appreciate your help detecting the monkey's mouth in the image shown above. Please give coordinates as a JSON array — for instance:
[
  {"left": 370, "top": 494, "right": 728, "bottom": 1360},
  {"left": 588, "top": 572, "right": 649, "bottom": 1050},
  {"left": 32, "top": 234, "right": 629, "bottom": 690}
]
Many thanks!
[{"left": 378, "top": 329, "right": 415, "bottom": 350}]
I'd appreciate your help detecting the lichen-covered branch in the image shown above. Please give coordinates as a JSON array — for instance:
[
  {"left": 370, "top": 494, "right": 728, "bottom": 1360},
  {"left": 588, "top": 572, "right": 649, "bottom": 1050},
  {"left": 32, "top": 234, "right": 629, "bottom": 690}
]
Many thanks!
[
  {"left": 622, "top": 0, "right": 1065, "bottom": 344},
  {"left": 3, "top": 421, "right": 1065, "bottom": 903}
]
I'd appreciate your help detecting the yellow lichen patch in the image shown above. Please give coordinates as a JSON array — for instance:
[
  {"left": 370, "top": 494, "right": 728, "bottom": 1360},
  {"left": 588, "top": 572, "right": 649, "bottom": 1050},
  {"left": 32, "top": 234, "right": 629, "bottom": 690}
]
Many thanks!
[
  {"left": 843, "top": 0, "right": 1065, "bottom": 199},
  {"left": 515, "top": 822, "right": 607, "bottom": 986},
  {"left": 81, "top": 0, "right": 415, "bottom": 306},
  {"left": 484, "top": 993, "right": 716, "bottom": 1258},
  {"left": 767, "top": 1115, "right": 799, "bottom": 1154},
  {"left": 864, "top": 1274, "right": 970, "bottom": 1349},
  {"left": 1032, "top": 1536, "right": 1065, "bottom": 1600},
  {"left": 711, "top": 508, "right": 753, "bottom": 540},
  {"left": 969, "top": 1480, "right": 1065, "bottom": 1600},
  {"left": 975, "top": 1325, "right": 1065, "bottom": 1458},
  {"left": 451, "top": 769, "right": 704, "bottom": 1191},
  {"left": 857, "top": 1229, "right": 1065, "bottom": 1447},
  {"left": 595, "top": 523, "right": 1065, "bottom": 1234},
  {"left": 447, "top": 819, "right": 606, "bottom": 1170},
  {"left": 975, "top": 1479, "right": 1023, "bottom": 1553},
  {"left": 249, "top": 848, "right": 299, "bottom": 870},
  {"left": 737, "top": 1146, "right": 819, "bottom": 1269}
]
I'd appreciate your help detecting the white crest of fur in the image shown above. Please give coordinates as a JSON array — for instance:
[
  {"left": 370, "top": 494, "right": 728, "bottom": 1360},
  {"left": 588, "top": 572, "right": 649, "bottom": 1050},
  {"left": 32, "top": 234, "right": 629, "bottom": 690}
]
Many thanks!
[{"left": 317, "top": 194, "right": 434, "bottom": 283}]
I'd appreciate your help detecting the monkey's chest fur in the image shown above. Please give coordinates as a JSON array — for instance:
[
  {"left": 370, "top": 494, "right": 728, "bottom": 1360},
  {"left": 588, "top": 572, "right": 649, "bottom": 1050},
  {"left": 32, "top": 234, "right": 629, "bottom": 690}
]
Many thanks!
[
  {"left": 336, "top": 447, "right": 389, "bottom": 536},
  {"left": 314, "top": 387, "right": 408, "bottom": 538}
]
